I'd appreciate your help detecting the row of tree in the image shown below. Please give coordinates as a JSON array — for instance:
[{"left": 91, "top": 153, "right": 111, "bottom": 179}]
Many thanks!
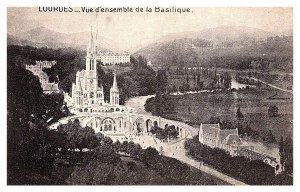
[
  {"left": 171, "top": 67, "right": 232, "bottom": 92},
  {"left": 184, "top": 136, "right": 292, "bottom": 185}
]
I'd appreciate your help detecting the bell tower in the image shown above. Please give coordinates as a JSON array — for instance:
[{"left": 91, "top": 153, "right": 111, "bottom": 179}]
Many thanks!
[
  {"left": 110, "top": 73, "right": 119, "bottom": 106},
  {"left": 86, "top": 26, "right": 97, "bottom": 72}
]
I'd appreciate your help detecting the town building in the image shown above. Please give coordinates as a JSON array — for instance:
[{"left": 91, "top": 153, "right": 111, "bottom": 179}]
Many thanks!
[
  {"left": 26, "top": 61, "right": 59, "bottom": 94},
  {"left": 199, "top": 123, "right": 251, "bottom": 155},
  {"left": 199, "top": 123, "right": 280, "bottom": 172},
  {"left": 97, "top": 51, "right": 130, "bottom": 65}
]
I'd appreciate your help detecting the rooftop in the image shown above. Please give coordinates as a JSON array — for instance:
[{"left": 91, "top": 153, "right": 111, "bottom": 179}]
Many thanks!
[
  {"left": 219, "top": 129, "right": 239, "bottom": 142},
  {"left": 200, "top": 123, "right": 220, "bottom": 136}
]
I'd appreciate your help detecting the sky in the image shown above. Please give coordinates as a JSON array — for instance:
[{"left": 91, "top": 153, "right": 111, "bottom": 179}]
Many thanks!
[{"left": 7, "top": 7, "right": 293, "bottom": 50}]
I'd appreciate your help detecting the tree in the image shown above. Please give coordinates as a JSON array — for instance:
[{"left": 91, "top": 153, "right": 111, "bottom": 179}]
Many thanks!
[
  {"left": 66, "top": 162, "right": 115, "bottom": 185},
  {"left": 113, "top": 140, "right": 121, "bottom": 151},
  {"left": 263, "top": 130, "right": 276, "bottom": 143},
  {"left": 150, "top": 124, "right": 163, "bottom": 136},
  {"left": 165, "top": 125, "right": 179, "bottom": 139},
  {"left": 279, "top": 136, "right": 284, "bottom": 165},
  {"left": 236, "top": 107, "right": 244, "bottom": 120},
  {"left": 57, "top": 121, "right": 100, "bottom": 152},
  {"left": 93, "top": 145, "right": 121, "bottom": 165},
  {"left": 7, "top": 61, "right": 64, "bottom": 184},
  {"left": 197, "top": 81, "right": 204, "bottom": 91},
  {"left": 207, "top": 116, "right": 221, "bottom": 124},
  {"left": 220, "top": 119, "right": 233, "bottom": 129},
  {"left": 268, "top": 105, "right": 279, "bottom": 117},
  {"left": 223, "top": 72, "right": 231, "bottom": 89},
  {"left": 40, "top": 93, "right": 69, "bottom": 122},
  {"left": 281, "top": 136, "right": 293, "bottom": 174},
  {"left": 156, "top": 69, "right": 168, "bottom": 94},
  {"left": 138, "top": 147, "right": 159, "bottom": 166},
  {"left": 7, "top": 64, "right": 43, "bottom": 126},
  {"left": 127, "top": 141, "right": 142, "bottom": 157}
]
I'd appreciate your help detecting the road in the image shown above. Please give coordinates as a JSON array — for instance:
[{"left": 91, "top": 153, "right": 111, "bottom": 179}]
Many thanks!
[
  {"left": 126, "top": 133, "right": 246, "bottom": 185},
  {"left": 124, "top": 95, "right": 247, "bottom": 185},
  {"left": 249, "top": 77, "right": 293, "bottom": 94},
  {"left": 163, "top": 140, "right": 247, "bottom": 185}
]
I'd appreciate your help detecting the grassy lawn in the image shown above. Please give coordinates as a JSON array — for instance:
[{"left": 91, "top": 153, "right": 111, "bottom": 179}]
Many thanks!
[{"left": 162, "top": 87, "right": 292, "bottom": 141}]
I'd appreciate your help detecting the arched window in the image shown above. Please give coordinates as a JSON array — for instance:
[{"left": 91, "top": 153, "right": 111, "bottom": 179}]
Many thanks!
[
  {"left": 103, "top": 120, "right": 112, "bottom": 131},
  {"left": 101, "top": 118, "right": 116, "bottom": 132}
]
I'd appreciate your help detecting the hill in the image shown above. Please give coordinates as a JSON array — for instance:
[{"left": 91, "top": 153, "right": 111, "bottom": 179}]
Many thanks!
[
  {"left": 158, "top": 26, "right": 275, "bottom": 44},
  {"left": 135, "top": 26, "right": 293, "bottom": 71},
  {"left": 8, "top": 27, "right": 119, "bottom": 52}
]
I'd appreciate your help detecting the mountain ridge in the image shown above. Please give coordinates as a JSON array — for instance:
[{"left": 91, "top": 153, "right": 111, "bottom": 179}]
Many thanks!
[
  {"left": 9, "top": 26, "right": 121, "bottom": 53},
  {"left": 8, "top": 25, "right": 289, "bottom": 54}
]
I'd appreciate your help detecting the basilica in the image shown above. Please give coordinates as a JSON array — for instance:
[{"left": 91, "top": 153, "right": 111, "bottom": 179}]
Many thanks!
[{"left": 67, "top": 29, "right": 130, "bottom": 114}]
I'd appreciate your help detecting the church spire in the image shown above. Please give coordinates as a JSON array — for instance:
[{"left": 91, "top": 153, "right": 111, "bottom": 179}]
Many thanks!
[
  {"left": 110, "top": 73, "right": 119, "bottom": 106},
  {"left": 112, "top": 73, "right": 118, "bottom": 90},
  {"left": 88, "top": 26, "right": 94, "bottom": 53},
  {"left": 76, "top": 76, "right": 83, "bottom": 92}
]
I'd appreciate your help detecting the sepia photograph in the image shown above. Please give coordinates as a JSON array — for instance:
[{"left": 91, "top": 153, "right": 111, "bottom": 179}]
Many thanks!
[{"left": 6, "top": 6, "right": 293, "bottom": 186}]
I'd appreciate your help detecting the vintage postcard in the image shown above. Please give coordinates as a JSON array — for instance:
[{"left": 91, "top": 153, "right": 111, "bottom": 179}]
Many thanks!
[{"left": 6, "top": 7, "right": 293, "bottom": 186}]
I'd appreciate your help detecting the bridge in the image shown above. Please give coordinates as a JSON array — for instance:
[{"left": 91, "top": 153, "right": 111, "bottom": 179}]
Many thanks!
[
  {"left": 48, "top": 110, "right": 249, "bottom": 185},
  {"left": 49, "top": 111, "right": 193, "bottom": 140}
]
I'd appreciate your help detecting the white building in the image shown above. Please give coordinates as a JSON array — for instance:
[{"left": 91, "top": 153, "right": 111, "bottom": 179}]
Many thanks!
[
  {"left": 69, "top": 28, "right": 125, "bottom": 114},
  {"left": 97, "top": 51, "right": 130, "bottom": 65},
  {"left": 26, "top": 61, "right": 59, "bottom": 94}
]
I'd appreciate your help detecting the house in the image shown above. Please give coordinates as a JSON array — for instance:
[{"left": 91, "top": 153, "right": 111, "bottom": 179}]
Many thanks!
[
  {"left": 199, "top": 123, "right": 281, "bottom": 173},
  {"left": 199, "top": 123, "right": 245, "bottom": 155}
]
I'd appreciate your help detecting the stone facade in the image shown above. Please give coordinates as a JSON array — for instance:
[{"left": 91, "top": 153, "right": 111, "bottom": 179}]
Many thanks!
[{"left": 69, "top": 28, "right": 121, "bottom": 114}]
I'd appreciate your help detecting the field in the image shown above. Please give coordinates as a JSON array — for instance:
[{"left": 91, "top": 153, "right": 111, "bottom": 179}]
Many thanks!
[{"left": 162, "top": 87, "right": 292, "bottom": 141}]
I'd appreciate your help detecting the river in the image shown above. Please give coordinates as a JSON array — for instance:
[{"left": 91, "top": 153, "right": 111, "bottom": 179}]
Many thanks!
[
  {"left": 231, "top": 78, "right": 249, "bottom": 89},
  {"left": 124, "top": 95, "right": 155, "bottom": 115}
]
